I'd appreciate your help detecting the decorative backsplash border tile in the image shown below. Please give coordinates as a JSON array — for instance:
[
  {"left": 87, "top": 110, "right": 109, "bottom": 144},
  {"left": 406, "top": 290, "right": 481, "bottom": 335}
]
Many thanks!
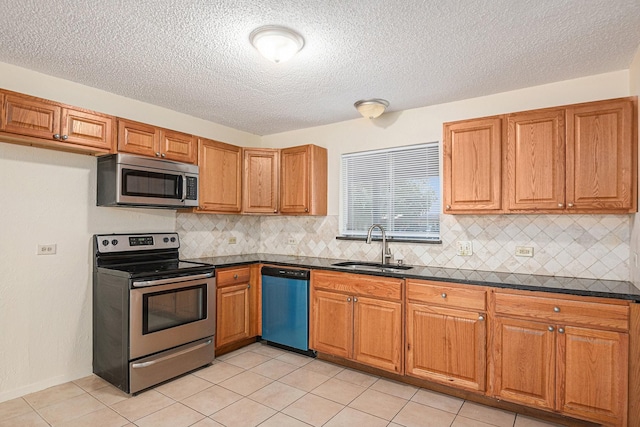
[{"left": 177, "top": 213, "right": 631, "bottom": 281}]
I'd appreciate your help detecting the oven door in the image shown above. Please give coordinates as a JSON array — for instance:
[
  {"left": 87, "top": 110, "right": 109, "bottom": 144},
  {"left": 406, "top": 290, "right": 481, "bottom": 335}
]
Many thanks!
[{"left": 130, "top": 275, "right": 215, "bottom": 359}]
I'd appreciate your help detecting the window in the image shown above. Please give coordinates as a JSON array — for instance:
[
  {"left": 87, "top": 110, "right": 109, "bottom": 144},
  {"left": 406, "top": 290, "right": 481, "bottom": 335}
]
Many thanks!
[{"left": 340, "top": 143, "right": 440, "bottom": 241}]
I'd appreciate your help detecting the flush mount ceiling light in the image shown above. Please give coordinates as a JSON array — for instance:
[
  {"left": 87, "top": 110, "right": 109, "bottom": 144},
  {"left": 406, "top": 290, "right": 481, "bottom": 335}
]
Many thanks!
[
  {"left": 250, "top": 25, "right": 304, "bottom": 63},
  {"left": 354, "top": 99, "right": 390, "bottom": 119}
]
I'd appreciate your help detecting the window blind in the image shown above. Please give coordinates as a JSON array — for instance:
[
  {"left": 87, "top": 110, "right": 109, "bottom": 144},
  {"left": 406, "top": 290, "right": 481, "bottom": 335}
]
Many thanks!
[{"left": 341, "top": 142, "right": 440, "bottom": 240}]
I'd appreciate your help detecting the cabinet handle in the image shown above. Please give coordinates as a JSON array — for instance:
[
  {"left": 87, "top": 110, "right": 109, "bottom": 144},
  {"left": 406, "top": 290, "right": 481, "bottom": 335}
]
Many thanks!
[
  {"left": 567, "top": 203, "right": 574, "bottom": 208},
  {"left": 553, "top": 306, "right": 560, "bottom": 313},
  {"left": 53, "top": 134, "right": 61, "bottom": 140},
  {"left": 558, "top": 203, "right": 564, "bottom": 208},
  {"left": 274, "top": 209, "right": 278, "bottom": 213},
  {"left": 233, "top": 274, "right": 238, "bottom": 279},
  {"left": 247, "top": 284, "right": 250, "bottom": 289},
  {"left": 441, "top": 293, "right": 447, "bottom": 298},
  {"left": 558, "top": 328, "right": 565, "bottom": 334},
  {"left": 305, "top": 208, "right": 309, "bottom": 212},
  {"left": 445, "top": 205, "right": 451, "bottom": 210},
  {"left": 347, "top": 297, "right": 351, "bottom": 302},
  {"left": 155, "top": 152, "right": 161, "bottom": 157},
  {"left": 548, "top": 326, "right": 555, "bottom": 332},
  {"left": 161, "top": 153, "right": 166, "bottom": 158},
  {"left": 61, "top": 135, "right": 68, "bottom": 140},
  {"left": 354, "top": 297, "right": 358, "bottom": 302},
  {"left": 478, "top": 315, "right": 485, "bottom": 321}
]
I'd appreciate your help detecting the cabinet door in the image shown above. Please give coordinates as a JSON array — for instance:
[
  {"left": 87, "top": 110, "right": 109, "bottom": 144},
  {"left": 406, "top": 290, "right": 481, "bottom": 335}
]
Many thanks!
[
  {"left": 2, "top": 93, "right": 61, "bottom": 139},
  {"left": 216, "top": 283, "right": 250, "bottom": 348},
  {"left": 507, "top": 109, "right": 565, "bottom": 210},
  {"left": 492, "top": 317, "right": 555, "bottom": 410},
  {"left": 160, "top": 129, "right": 196, "bottom": 164},
  {"left": 117, "top": 119, "right": 159, "bottom": 157},
  {"left": 243, "top": 149, "right": 279, "bottom": 214},
  {"left": 280, "top": 145, "right": 311, "bottom": 214},
  {"left": 353, "top": 296, "right": 402, "bottom": 373},
  {"left": 197, "top": 138, "right": 242, "bottom": 213},
  {"left": 61, "top": 108, "right": 114, "bottom": 151},
  {"left": 406, "top": 303, "right": 485, "bottom": 391},
  {"left": 566, "top": 99, "right": 635, "bottom": 212},
  {"left": 310, "top": 290, "right": 352, "bottom": 359},
  {"left": 557, "top": 326, "right": 628, "bottom": 426},
  {"left": 443, "top": 117, "right": 502, "bottom": 212}
]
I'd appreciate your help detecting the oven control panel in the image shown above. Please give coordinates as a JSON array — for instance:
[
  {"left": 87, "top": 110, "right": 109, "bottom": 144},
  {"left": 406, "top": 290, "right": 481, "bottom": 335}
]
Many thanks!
[{"left": 95, "top": 233, "right": 179, "bottom": 253}]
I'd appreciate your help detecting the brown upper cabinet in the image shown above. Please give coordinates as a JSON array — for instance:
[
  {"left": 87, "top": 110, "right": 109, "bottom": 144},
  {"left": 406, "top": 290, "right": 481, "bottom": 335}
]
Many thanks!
[
  {"left": 443, "top": 97, "right": 637, "bottom": 214},
  {"left": 196, "top": 138, "right": 243, "bottom": 213},
  {"left": 443, "top": 117, "right": 503, "bottom": 213},
  {"left": 243, "top": 148, "right": 279, "bottom": 214},
  {"left": 245, "top": 144, "right": 328, "bottom": 215},
  {"left": 117, "top": 118, "right": 196, "bottom": 164},
  {"left": 1, "top": 90, "right": 114, "bottom": 154},
  {"left": 279, "top": 144, "right": 328, "bottom": 215}
]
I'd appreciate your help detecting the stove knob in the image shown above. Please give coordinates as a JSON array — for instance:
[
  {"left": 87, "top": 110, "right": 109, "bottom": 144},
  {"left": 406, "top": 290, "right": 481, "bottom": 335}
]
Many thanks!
[
  {"left": 163, "top": 237, "right": 169, "bottom": 243},
  {"left": 170, "top": 237, "right": 176, "bottom": 242},
  {"left": 102, "top": 239, "right": 109, "bottom": 246},
  {"left": 111, "top": 239, "right": 118, "bottom": 246}
]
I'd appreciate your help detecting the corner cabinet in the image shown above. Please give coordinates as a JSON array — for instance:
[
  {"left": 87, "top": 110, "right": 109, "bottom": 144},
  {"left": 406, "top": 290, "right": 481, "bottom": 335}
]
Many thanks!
[
  {"left": 280, "top": 144, "right": 327, "bottom": 215},
  {"left": 490, "top": 290, "right": 630, "bottom": 426},
  {"left": 406, "top": 279, "right": 487, "bottom": 392},
  {"left": 117, "top": 119, "right": 196, "bottom": 164},
  {"left": 196, "top": 138, "right": 242, "bottom": 213},
  {"left": 243, "top": 148, "right": 279, "bottom": 214},
  {"left": 443, "top": 117, "right": 503, "bottom": 213},
  {"left": 310, "top": 270, "right": 403, "bottom": 374},
  {"left": 1, "top": 90, "right": 114, "bottom": 154}
]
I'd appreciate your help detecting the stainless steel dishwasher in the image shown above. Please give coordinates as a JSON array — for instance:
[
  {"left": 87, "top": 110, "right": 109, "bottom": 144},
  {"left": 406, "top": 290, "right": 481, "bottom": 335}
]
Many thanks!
[{"left": 261, "top": 266, "right": 314, "bottom": 356}]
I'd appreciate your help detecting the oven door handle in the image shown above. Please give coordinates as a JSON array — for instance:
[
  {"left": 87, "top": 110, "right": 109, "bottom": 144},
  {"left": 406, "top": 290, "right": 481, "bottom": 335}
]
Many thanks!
[
  {"left": 131, "top": 339, "right": 213, "bottom": 369},
  {"left": 132, "top": 272, "right": 214, "bottom": 288}
]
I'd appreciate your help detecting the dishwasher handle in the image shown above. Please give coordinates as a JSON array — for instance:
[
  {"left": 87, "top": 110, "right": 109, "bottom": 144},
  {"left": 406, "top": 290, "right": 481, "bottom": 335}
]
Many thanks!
[{"left": 261, "top": 266, "right": 310, "bottom": 280}]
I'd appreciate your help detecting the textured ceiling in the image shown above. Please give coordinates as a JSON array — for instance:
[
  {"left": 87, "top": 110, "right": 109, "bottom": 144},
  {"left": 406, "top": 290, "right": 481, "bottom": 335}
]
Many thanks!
[{"left": 1, "top": 1, "right": 639, "bottom": 135}]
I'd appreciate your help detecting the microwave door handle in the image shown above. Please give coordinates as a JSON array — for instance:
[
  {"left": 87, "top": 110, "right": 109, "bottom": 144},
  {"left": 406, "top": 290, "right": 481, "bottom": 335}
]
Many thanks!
[{"left": 179, "top": 174, "right": 186, "bottom": 202}]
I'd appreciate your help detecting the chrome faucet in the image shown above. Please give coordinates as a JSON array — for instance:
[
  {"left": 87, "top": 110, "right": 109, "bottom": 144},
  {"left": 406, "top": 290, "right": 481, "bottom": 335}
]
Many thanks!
[{"left": 366, "top": 224, "right": 393, "bottom": 265}]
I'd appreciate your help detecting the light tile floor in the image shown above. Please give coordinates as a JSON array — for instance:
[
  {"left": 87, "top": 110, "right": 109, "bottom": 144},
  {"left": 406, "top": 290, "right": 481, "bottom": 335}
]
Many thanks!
[{"left": 0, "top": 342, "right": 571, "bottom": 427}]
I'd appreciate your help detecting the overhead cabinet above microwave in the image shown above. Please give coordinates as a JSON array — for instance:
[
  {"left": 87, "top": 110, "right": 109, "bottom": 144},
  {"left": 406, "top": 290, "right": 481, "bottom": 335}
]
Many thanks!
[
  {"left": 443, "top": 97, "right": 638, "bottom": 214},
  {"left": 117, "top": 118, "right": 197, "bottom": 164}
]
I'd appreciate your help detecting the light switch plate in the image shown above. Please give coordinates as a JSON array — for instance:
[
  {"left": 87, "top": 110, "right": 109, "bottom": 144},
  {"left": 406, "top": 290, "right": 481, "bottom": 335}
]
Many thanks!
[{"left": 456, "top": 241, "right": 473, "bottom": 256}]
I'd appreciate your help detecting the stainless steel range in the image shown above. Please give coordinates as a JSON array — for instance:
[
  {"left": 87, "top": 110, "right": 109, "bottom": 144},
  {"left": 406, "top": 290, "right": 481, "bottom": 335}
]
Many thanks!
[{"left": 92, "top": 232, "right": 215, "bottom": 394}]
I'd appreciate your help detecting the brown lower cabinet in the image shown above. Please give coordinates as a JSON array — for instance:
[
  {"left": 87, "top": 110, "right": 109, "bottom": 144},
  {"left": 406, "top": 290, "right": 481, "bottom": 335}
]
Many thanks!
[
  {"left": 310, "top": 270, "right": 403, "bottom": 374},
  {"left": 405, "top": 279, "right": 487, "bottom": 392},
  {"left": 307, "top": 270, "right": 637, "bottom": 426},
  {"left": 215, "top": 265, "right": 260, "bottom": 350},
  {"left": 491, "top": 289, "right": 630, "bottom": 426}
]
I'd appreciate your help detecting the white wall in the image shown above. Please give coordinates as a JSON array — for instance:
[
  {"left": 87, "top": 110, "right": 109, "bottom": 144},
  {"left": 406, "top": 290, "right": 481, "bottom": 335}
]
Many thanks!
[{"left": 0, "top": 62, "right": 259, "bottom": 402}]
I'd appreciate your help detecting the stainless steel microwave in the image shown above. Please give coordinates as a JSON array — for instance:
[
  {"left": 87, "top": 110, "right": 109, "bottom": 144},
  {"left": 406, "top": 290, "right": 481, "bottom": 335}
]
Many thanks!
[{"left": 97, "top": 153, "right": 199, "bottom": 208}]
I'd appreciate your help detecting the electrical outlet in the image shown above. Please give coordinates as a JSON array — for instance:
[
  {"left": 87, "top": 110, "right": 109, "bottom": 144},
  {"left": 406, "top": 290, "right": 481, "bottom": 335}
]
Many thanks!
[
  {"left": 456, "top": 241, "right": 472, "bottom": 256},
  {"left": 228, "top": 237, "right": 237, "bottom": 244},
  {"left": 37, "top": 244, "right": 57, "bottom": 255},
  {"left": 287, "top": 238, "right": 297, "bottom": 245},
  {"left": 515, "top": 246, "right": 534, "bottom": 257}
]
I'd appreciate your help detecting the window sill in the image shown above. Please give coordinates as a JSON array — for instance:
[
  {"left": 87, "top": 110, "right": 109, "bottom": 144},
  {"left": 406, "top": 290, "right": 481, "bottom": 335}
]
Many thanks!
[{"left": 336, "top": 236, "right": 442, "bottom": 244}]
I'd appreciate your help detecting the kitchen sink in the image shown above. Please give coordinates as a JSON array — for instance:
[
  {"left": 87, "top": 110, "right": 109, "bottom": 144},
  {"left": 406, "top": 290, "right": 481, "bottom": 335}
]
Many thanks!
[{"left": 332, "top": 261, "right": 413, "bottom": 271}]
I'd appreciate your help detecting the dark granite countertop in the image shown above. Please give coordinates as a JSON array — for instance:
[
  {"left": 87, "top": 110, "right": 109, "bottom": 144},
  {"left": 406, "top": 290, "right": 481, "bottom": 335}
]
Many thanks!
[{"left": 185, "top": 253, "right": 640, "bottom": 301}]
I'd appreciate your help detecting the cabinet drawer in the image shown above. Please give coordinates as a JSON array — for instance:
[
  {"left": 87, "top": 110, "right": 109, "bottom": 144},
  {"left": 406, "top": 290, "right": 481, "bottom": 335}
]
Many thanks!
[
  {"left": 312, "top": 270, "right": 402, "bottom": 301},
  {"left": 407, "top": 280, "right": 486, "bottom": 311},
  {"left": 494, "top": 292, "right": 629, "bottom": 330},
  {"left": 217, "top": 266, "right": 251, "bottom": 287}
]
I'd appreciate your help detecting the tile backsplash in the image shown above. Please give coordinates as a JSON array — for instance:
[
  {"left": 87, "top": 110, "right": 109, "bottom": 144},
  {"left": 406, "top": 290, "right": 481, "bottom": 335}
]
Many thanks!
[{"left": 177, "top": 213, "right": 631, "bottom": 281}]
